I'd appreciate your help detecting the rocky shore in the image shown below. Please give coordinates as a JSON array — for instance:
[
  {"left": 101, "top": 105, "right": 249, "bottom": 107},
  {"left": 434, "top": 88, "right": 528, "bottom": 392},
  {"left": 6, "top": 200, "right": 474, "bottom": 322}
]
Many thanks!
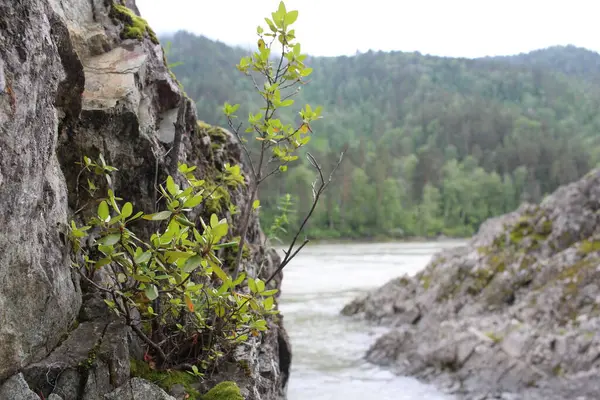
[{"left": 342, "top": 169, "right": 600, "bottom": 400}]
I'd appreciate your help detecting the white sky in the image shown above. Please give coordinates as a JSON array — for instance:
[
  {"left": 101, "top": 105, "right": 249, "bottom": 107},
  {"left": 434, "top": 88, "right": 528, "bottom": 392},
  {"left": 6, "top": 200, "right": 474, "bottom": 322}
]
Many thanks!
[{"left": 136, "top": 0, "right": 599, "bottom": 58}]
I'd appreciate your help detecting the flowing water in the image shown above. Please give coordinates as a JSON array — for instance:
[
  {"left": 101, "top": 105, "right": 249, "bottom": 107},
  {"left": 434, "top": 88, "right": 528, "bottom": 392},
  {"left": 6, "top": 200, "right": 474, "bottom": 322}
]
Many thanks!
[{"left": 278, "top": 241, "right": 463, "bottom": 400}]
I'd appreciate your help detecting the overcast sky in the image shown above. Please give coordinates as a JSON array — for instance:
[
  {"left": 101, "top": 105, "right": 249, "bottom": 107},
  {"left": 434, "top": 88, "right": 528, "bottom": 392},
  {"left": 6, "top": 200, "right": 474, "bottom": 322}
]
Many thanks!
[{"left": 136, "top": 0, "right": 599, "bottom": 58}]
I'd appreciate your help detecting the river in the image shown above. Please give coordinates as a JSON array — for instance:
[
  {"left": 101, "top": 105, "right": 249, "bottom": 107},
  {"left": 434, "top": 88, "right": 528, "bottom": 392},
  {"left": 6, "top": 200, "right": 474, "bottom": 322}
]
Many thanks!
[{"left": 278, "top": 241, "right": 463, "bottom": 400}]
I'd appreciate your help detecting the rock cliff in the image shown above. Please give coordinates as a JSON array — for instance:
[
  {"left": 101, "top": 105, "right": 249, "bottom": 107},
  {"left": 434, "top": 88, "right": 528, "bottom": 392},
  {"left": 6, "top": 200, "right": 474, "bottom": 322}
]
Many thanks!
[
  {"left": 0, "top": 1, "right": 289, "bottom": 399},
  {"left": 342, "top": 169, "right": 600, "bottom": 400}
]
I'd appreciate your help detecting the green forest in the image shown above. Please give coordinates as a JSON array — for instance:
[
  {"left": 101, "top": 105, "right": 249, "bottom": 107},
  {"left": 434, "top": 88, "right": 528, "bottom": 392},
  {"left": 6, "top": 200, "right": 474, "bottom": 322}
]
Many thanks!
[{"left": 162, "top": 31, "right": 600, "bottom": 240}]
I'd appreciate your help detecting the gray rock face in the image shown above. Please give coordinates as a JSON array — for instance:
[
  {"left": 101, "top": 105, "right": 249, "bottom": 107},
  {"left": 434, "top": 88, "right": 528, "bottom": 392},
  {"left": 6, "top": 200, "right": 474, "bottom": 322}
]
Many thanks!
[
  {"left": 0, "top": 0, "right": 289, "bottom": 399},
  {"left": 103, "top": 378, "right": 176, "bottom": 400},
  {"left": 0, "top": 0, "right": 81, "bottom": 381},
  {"left": 343, "top": 170, "right": 600, "bottom": 399},
  {"left": 0, "top": 373, "right": 40, "bottom": 400}
]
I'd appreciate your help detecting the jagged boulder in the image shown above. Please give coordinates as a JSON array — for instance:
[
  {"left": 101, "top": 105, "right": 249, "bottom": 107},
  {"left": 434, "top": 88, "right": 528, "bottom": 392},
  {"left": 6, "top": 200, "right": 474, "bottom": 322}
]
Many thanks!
[
  {"left": 343, "top": 169, "right": 600, "bottom": 400},
  {"left": 0, "top": 0, "right": 81, "bottom": 381},
  {"left": 0, "top": 0, "right": 290, "bottom": 399}
]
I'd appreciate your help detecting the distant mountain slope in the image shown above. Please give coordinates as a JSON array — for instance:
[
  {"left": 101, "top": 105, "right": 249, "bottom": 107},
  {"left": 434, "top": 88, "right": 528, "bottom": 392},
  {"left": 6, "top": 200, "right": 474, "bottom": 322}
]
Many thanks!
[
  {"left": 486, "top": 45, "right": 600, "bottom": 81},
  {"left": 162, "top": 31, "right": 600, "bottom": 239}
]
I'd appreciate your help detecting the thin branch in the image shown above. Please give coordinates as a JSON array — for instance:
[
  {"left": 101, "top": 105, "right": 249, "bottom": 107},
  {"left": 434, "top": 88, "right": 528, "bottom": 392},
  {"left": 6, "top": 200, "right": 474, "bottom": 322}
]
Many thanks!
[
  {"left": 258, "top": 165, "right": 284, "bottom": 184},
  {"left": 276, "top": 151, "right": 344, "bottom": 271},
  {"left": 229, "top": 150, "right": 344, "bottom": 317},
  {"left": 76, "top": 268, "right": 113, "bottom": 294},
  {"left": 131, "top": 324, "right": 167, "bottom": 365},
  {"left": 279, "top": 79, "right": 301, "bottom": 92},
  {"left": 227, "top": 117, "right": 257, "bottom": 178}
]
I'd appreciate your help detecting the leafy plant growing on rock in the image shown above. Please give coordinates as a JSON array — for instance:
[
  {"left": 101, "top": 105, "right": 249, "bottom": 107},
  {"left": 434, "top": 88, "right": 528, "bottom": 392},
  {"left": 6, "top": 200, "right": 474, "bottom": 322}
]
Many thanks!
[
  {"left": 224, "top": 1, "right": 343, "bottom": 280},
  {"left": 67, "top": 1, "right": 339, "bottom": 393},
  {"left": 70, "top": 156, "right": 278, "bottom": 375}
]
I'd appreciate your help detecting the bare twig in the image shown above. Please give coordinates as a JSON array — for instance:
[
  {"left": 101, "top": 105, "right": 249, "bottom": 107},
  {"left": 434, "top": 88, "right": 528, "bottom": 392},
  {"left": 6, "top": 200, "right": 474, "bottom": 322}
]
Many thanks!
[
  {"left": 228, "top": 150, "right": 344, "bottom": 318},
  {"left": 265, "top": 150, "right": 344, "bottom": 286}
]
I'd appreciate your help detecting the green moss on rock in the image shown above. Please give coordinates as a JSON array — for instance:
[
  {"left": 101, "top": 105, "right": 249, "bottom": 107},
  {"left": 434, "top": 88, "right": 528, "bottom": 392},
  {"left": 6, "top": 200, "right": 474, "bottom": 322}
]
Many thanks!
[
  {"left": 130, "top": 359, "right": 201, "bottom": 399},
  {"left": 484, "top": 331, "right": 503, "bottom": 343},
  {"left": 111, "top": 4, "right": 159, "bottom": 44},
  {"left": 579, "top": 239, "right": 600, "bottom": 255},
  {"left": 420, "top": 273, "right": 432, "bottom": 290},
  {"left": 198, "top": 122, "right": 228, "bottom": 146},
  {"left": 202, "top": 381, "right": 243, "bottom": 400}
]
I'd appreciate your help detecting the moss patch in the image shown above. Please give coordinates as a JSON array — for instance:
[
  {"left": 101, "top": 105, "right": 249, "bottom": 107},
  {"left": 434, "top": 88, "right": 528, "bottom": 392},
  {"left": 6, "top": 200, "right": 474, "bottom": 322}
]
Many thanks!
[
  {"left": 420, "top": 274, "right": 431, "bottom": 290},
  {"left": 484, "top": 331, "right": 503, "bottom": 343},
  {"left": 493, "top": 208, "right": 553, "bottom": 252},
  {"left": 204, "top": 182, "right": 233, "bottom": 215},
  {"left": 204, "top": 125, "right": 229, "bottom": 146},
  {"left": 508, "top": 216, "right": 552, "bottom": 248},
  {"left": 578, "top": 239, "right": 600, "bottom": 255},
  {"left": 79, "top": 339, "right": 102, "bottom": 370},
  {"left": 111, "top": 4, "right": 159, "bottom": 44},
  {"left": 202, "top": 381, "right": 243, "bottom": 400},
  {"left": 130, "top": 359, "right": 201, "bottom": 399}
]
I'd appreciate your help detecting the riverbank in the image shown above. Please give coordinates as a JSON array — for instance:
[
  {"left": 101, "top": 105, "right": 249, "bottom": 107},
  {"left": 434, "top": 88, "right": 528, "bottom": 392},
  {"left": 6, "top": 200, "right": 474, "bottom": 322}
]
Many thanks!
[{"left": 341, "top": 169, "right": 600, "bottom": 400}]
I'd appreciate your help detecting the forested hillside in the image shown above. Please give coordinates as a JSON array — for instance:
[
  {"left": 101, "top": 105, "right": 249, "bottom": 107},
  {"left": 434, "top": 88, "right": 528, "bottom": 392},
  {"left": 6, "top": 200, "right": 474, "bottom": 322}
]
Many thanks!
[{"left": 162, "top": 31, "right": 600, "bottom": 239}]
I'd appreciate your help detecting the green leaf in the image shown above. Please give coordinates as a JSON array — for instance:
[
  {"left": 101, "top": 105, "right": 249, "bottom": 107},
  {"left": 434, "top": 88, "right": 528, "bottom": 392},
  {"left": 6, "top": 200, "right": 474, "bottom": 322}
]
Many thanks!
[
  {"left": 300, "top": 67, "right": 313, "bottom": 77},
  {"left": 145, "top": 285, "right": 159, "bottom": 301},
  {"left": 210, "top": 213, "right": 219, "bottom": 228},
  {"left": 108, "top": 189, "right": 120, "bottom": 214},
  {"left": 253, "top": 199, "right": 260, "bottom": 210},
  {"left": 215, "top": 304, "right": 225, "bottom": 317},
  {"left": 265, "top": 17, "right": 277, "bottom": 32},
  {"left": 132, "top": 273, "right": 152, "bottom": 283},
  {"left": 95, "top": 257, "right": 111, "bottom": 268},
  {"left": 98, "top": 201, "right": 110, "bottom": 221},
  {"left": 183, "top": 255, "right": 202, "bottom": 273},
  {"left": 166, "top": 251, "right": 193, "bottom": 263},
  {"left": 175, "top": 216, "right": 195, "bottom": 227},
  {"left": 97, "top": 233, "right": 121, "bottom": 246},
  {"left": 264, "top": 296, "right": 274, "bottom": 310},
  {"left": 121, "top": 202, "right": 133, "bottom": 218},
  {"left": 211, "top": 223, "right": 228, "bottom": 242},
  {"left": 254, "top": 319, "right": 267, "bottom": 327},
  {"left": 213, "top": 241, "right": 239, "bottom": 250},
  {"left": 233, "top": 272, "right": 246, "bottom": 287},
  {"left": 248, "top": 278, "right": 258, "bottom": 294},
  {"left": 277, "top": 1, "right": 286, "bottom": 16},
  {"left": 256, "top": 279, "right": 265, "bottom": 293},
  {"left": 212, "top": 265, "right": 229, "bottom": 282},
  {"left": 117, "top": 273, "right": 127, "bottom": 283},
  {"left": 128, "top": 211, "right": 144, "bottom": 221},
  {"left": 166, "top": 176, "right": 179, "bottom": 196},
  {"left": 284, "top": 10, "right": 298, "bottom": 25},
  {"left": 143, "top": 210, "right": 172, "bottom": 221},
  {"left": 134, "top": 251, "right": 151, "bottom": 264},
  {"left": 261, "top": 289, "right": 279, "bottom": 296},
  {"left": 183, "top": 194, "right": 203, "bottom": 208}
]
